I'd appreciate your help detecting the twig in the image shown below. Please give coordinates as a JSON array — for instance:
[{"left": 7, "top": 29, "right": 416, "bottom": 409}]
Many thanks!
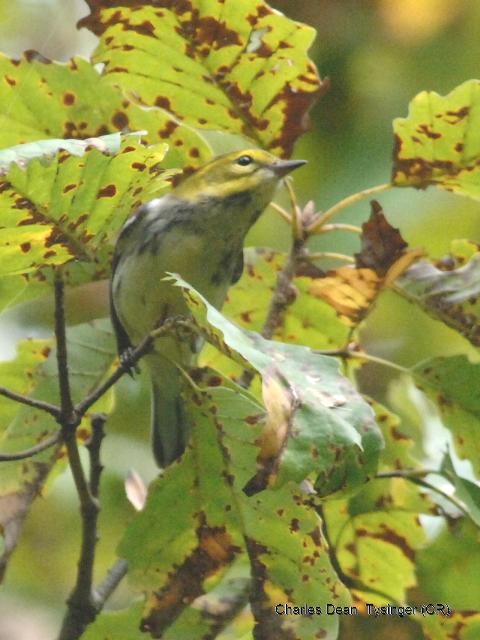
[
  {"left": 93, "top": 559, "right": 129, "bottom": 609},
  {"left": 307, "top": 183, "right": 392, "bottom": 234},
  {"left": 75, "top": 321, "right": 179, "bottom": 416},
  {"left": 270, "top": 201, "right": 291, "bottom": 224},
  {"left": 262, "top": 236, "right": 306, "bottom": 340},
  {"left": 87, "top": 414, "right": 106, "bottom": 498},
  {"left": 196, "top": 578, "right": 251, "bottom": 640},
  {"left": 319, "top": 223, "right": 362, "bottom": 234},
  {"left": 305, "top": 251, "right": 355, "bottom": 263},
  {"left": 316, "top": 504, "right": 355, "bottom": 589},
  {"left": 375, "top": 469, "right": 470, "bottom": 518},
  {"left": 0, "top": 431, "right": 61, "bottom": 462},
  {"left": 316, "top": 348, "right": 410, "bottom": 375},
  {"left": 0, "top": 386, "right": 60, "bottom": 418},
  {"left": 316, "top": 503, "right": 407, "bottom": 602},
  {"left": 54, "top": 274, "right": 75, "bottom": 423},
  {"left": 58, "top": 416, "right": 106, "bottom": 640}
]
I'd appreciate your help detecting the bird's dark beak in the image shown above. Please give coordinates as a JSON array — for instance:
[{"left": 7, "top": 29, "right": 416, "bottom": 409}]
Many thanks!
[{"left": 270, "top": 159, "right": 307, "bottom": 177}]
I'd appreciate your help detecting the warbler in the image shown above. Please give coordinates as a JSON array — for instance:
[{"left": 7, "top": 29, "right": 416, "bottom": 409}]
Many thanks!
[{"left": 110, "top": 149, "right": 306, "bottom": 467}]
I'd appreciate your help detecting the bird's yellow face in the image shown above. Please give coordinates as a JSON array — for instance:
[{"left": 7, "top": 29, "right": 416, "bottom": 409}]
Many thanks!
[{"left": 173, "top": 149, "right": 306, "bottom": 207}]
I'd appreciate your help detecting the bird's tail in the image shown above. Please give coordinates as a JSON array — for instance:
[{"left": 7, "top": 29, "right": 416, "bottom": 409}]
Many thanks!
[{"left": 146, "top": 354, "right": 189, "bottom": 467}]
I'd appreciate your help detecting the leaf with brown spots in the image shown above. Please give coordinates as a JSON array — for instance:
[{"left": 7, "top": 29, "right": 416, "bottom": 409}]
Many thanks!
[
  {"left": 198, "top": 246, "right": 350, "bottom": 391},
  {"left": 393, "top": 79, "right": 480, "bottom": 199},
  {"left": 0, "top": 52, "right": 211, "bottom": 169},
  {"left": 323, "top": 488, "right": 428, "bottom": 604},
  {"left": 421, "top": 610, "right": 480, "bottom": 640},
  {"left": 0, "top": 137, "right": 170, "bottom": 286},
  {"left": 413, "top": 355, "right": 480, "bottom": 477},
  {"left": 170, "top": 274, "right": 383, "bottom": 498},
  {"left": 0, "top": 320, "right": 118, "bottom": 581},
  {"left": 80, "top": 0, "right": 326, "bottom": 157},
  {"left": 309, "top": 202, "right": 422, "bottom": 326},
  {"left": 396, "top": 239, "right": 480, "bottom": 347},
  {"left": 85, "top": 563, "right": 253, "bottom": 639},
  {"left": 119, "top": 379, "right": 348, "bottom": 639}
]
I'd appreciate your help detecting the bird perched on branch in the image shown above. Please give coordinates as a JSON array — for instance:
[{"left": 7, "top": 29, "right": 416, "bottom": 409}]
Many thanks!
[{"left": 110, "top": 149, "right": 306, "bottom": 467}]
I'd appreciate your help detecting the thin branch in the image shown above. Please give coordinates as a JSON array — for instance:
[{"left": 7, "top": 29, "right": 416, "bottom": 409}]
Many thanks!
[
  {"left": 75, "top": 321, "right": 179, "bottom": 417},
  {"left": 87, "top": 414, "right": 106, "bottom": 498},
  {"left": 92, "top": 559, "right": 129, "bottom": 610},
  {"left": 315, "top": 504, "right": 395, "bottom": 602},
  {"left": 196, "top": 578, "right": 251, "bottom": 640},
  {"left": 262, "top": 236, "right": 306, "bottom": 340},
  {"left": 317, "top": 348, "right": 410, "bottom": 375},
  {"left": 0, "top": 431, "right": 61, "bottom": 462},
  {"left": 307, "top": 183, "right": 392, "bottom": 234},
  {"left": 58, "top": 416, "right": 105, "bottom": 640},
  {"left": 375, "top": 469, "right": 471, "bottom": 518},
  {"left": 270, "top": 201, "right": 291, "bottom": 224},
  {"left": 0, "top": 386, "right": 60, "bottom": 418},
  {"left": 305, "top": 251, "right": 355, "bottom": 263},
  {"left": 319, "top": 222, "right": 362, "bottom": 234},
  {"left": 284, "top": 176, "right": 303, "bottom": 240},
  {"left": 54, "top": 273, "right": 74, "bottom": 423}
]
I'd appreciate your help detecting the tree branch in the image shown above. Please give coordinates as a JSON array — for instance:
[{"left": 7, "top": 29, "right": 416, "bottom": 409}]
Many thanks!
[
  {"left": 92, "top": 559, "right": 129, "bottom": 610},
  {"left": 58, "top": 415, "right": 106, "bottom": 640},
  {"left": 307, "top": 183, "right": 392, "bottom": 234},
  {"left": 0, "top": 431, "right": 61, "bottom": 462},
  {"left": 0, "top": 385, "right": 61, "bottom": 418},
  {"left": 375, "top": 469, "right": 471, "bottom": 518},
  {"left": 54, "top": 274, "right": 75, "bottom": 423}
]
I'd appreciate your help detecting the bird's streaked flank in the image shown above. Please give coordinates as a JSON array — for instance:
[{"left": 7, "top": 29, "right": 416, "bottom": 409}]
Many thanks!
[{"left": 110, "top": 149, "right": 306, "bottom": 467}]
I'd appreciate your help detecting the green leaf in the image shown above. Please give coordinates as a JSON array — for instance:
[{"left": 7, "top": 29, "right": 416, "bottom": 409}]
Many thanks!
[
  {"left": 321, "top": 401, "right": 434, "bottom": 604},
  {"left": 413, "top": 356, "right": 480, "bottom": 476},
  {"left": 173, "top": 274, "right": 383, "bottom": 496},
  {"left": 396, "top": 243, "right": 480, "bottom": 348},
  {"left": 0, "top": 273, "right": 47, "bottom": 314},
  {"left": 0, "top": 52, "right": 211, "bottom": 168},
  {"left": 229, "top": 248, "right": 351, "bottom": 349},
  {"left": 119, "top": 380, "right": 348, "bottom": 639},
  {"left": 83, "top": 601, "right": 146, "bottom": 640},
  {"left": 442, "top": 452, "right": 480, "bottom": 527},
  {"left": 418, "top": 518, "right": 480, "bottom": 610},
  {"left": 420, "top": 612, "right": 480, "bottom": 640},
  {"left": 0, "top": 320, "right": 117, "bottom": 580},
  {"left": 0, "top": 138, "right": 170, "bottom": 283},
  {"left": 81, "top": 0, "right": 325, "bottom": 156},
  {"left": 393, "top": 79, "right": 480, "bottom": 199}
]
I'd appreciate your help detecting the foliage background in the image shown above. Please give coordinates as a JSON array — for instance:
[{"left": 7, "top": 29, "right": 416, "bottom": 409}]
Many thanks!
[{"left": 0, "top": 1, "right": 479, "bottom": 639}]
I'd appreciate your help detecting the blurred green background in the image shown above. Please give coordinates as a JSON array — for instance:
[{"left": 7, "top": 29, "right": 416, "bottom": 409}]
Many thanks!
[{"left": 1, "top": 1, "right": 479, "bottom": 638}]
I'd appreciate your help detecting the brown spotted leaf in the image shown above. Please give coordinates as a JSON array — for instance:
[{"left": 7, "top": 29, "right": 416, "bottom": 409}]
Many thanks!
[
  {"left": 420, "top": 611, "right": 480, "bottom": 640},
  {"left": 119, "top": 379, "right": 348, "bottom": 639},
  {"left": 320, "top": 400, "right": 435, "bottom": 604},
  {"left": 0, "top": 320, "right": 117, "bottom": 580},
  {"left": 393, "top": 79, "right": 480, "bottom": 199},
  {"left": 170, "top": 274, "right": 383, "bottom": 498},
  {"left": 0, "top": 137, "right": 170, "bottom": 285},
  {"left": 80, "top": 0, "right": 326, "bottom": 157},
  {"left": 231, "top": 247, "right": 351, "bottom": 348},
  {"left": 309, "top": 202, "right": 422, "bottom": 326},
  {"left": 396, "top": 240, "right": 480, "bottom": 347},
  {"left": 0, "top": 52, "right": 211, "bottom": 169}
]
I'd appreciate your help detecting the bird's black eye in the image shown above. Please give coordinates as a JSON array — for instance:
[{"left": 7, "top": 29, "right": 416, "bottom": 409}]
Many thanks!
[{"left": 237, "top": 155, "right": 253, "bottom": 166}]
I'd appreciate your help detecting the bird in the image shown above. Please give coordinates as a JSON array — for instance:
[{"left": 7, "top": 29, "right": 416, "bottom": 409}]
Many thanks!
[{"left": 110, "top": 149, "right": 306, "bottom": 467}]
